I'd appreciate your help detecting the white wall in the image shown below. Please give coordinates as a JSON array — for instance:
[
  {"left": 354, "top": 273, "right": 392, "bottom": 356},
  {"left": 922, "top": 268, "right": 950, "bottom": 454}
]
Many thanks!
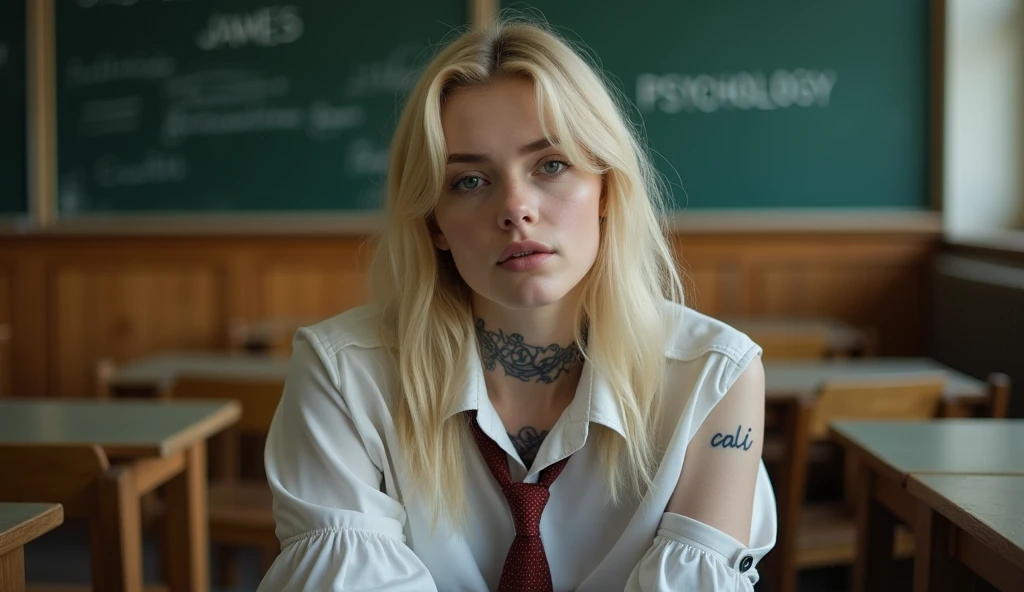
[{"left": 944, "top": 0, "right": 1023, "bottom": 236}]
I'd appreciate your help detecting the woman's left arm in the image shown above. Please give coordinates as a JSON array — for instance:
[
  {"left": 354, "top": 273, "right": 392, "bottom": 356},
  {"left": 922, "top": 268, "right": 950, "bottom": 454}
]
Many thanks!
[
  {"left": 626, "top": 356, "right": 773, "bottom": 592},
  {"left": 667, "top": 356, "right": 765, "bottom": 542}
]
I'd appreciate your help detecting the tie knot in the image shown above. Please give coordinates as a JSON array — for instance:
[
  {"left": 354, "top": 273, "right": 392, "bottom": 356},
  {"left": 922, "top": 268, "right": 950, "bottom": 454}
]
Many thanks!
[{"left": 502, "top": 482, "right": 551, "bottom": 536}]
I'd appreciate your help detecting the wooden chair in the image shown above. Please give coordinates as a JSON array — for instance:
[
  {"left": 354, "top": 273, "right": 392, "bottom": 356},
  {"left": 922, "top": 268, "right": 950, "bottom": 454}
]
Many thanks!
[
  {"left": 170, "top": 375, "right": 283, "bottom": 586},
  {"left": 747, "top": 329, "right": 830, "bottom": 361},
  {"left": 0, "top": 444, "right": 141, "bottom": 591},
  {"left": 762, "top": 377, "right": 947, "bottom": 592}
]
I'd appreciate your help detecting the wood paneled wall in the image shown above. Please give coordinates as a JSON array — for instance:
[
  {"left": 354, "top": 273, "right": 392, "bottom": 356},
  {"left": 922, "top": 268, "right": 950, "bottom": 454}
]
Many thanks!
[
  {"left": 0, "top": 270, "right": 10, "bottom": 397},
  {"left": 0, "top": 231, "right": 938, "bottom": 398}
]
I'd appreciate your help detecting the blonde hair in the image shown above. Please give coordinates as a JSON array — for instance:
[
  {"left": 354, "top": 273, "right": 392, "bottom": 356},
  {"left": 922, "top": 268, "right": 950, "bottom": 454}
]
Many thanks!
[{"left": 369, "top": 16, "right": 684, "bottom": 530}]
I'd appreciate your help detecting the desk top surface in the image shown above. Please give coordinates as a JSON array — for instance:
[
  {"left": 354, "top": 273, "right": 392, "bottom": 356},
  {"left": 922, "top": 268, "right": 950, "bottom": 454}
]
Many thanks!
[
  {"left": 764, "top": 358, "right": 986, "bottom": 401},
  {"left": 0, "top": 503, "right": 64, "bottom": 557},
  {"left": 908, "top": 474, "right": 1024, "bottom": 571},
  {"left": 831, "top": 420, "right": 1024, "bottom": 482},
  {"left": 0, "top": 399, "right": 241, "bottom": 458}
]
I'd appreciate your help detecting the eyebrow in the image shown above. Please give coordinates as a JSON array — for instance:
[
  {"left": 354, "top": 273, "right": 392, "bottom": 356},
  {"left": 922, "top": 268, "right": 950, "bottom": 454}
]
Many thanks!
[{"left": 446, "top": 138, "right": 554, "bottom": 164}]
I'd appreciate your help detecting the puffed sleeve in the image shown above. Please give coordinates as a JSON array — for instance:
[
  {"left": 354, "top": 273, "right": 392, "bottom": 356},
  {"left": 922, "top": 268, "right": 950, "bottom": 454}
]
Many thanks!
[
  {"left": 257, "top": 331, "right": 438, "bottom": 592},
  {"left": 625, "top": 462, "right": 777, "bottom": 591}
]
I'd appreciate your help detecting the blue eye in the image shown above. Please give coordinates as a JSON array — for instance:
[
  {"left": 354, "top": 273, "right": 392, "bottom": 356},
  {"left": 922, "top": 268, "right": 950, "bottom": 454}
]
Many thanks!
[
  {"left": 452, "top": 176, "right": 483, "bottom": 191},
  {"left": 541, "top": 161, "right": 569, "bottom": 175}
]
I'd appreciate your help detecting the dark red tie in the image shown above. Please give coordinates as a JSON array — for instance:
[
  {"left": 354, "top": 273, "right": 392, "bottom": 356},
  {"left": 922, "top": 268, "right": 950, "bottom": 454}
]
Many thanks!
[{"left": 470, "top": 415, "right": 570, "bottom": 592}]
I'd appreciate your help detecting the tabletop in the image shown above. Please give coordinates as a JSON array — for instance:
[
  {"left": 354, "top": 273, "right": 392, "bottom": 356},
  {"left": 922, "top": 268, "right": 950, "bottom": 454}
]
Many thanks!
[
  {"left": 763, "top": 358, "right": 987, "bottom": 401},
  {"left": 907, "top": 474, "right": 1024, "bottom": 572},
  {"left": 109, "top": 350, "right": 289, "bottom": 391},
  {"left": 0, "top": 399, "right": 241, "bottom": 458},
  {"left": 726, "top": 316, "right": 864, "bottom": 350},
  {"left": 829, "top": 419, "right": 1024, "bottom": 486},
  {"left": 0, "top": 503, "right": 64, "bottom": 557}
]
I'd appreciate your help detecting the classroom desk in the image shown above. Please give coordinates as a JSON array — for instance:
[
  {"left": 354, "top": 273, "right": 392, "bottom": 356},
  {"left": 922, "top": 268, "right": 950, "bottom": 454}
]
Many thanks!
[
  {"left": 763, "top": 358, "right": 989, "bottom": 413},
  {"left": 726, "top": 316, "right": 870, "bottom": 356},
  {"left": 0, "top": 400, "right": 240, "bottom": 592},
  {"left": 829, "top": 420, "right": 1024, "bottom": 592},
  {"left": 907, "top": 474, "right": 1024, "bottom": 592},
  {"left": 112, "top": 352, "right": 992, "bottom": 412},
  {"left": 0, "top": 503, "right": 64, "bottom": 592},
  {"left": 109, "top": 350, "right": 289, "bottom": 397}
]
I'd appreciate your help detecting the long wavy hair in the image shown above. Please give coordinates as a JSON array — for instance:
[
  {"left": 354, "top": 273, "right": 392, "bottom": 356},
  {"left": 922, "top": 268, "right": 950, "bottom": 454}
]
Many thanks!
[{"left": 369, "top": 16, "right": 684, "bottom": 530}]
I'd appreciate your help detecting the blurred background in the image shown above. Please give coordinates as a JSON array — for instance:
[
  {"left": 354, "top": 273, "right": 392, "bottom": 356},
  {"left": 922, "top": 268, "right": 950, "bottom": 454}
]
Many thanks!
[{"left": 0, "top": 0, "right": 1022, "bottom": 591}]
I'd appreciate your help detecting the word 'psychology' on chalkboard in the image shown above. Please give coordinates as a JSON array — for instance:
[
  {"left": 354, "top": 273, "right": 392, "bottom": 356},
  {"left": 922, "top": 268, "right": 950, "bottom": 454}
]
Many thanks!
[{"left": 513, "top": 0, "right": 931, "bottom": 210}]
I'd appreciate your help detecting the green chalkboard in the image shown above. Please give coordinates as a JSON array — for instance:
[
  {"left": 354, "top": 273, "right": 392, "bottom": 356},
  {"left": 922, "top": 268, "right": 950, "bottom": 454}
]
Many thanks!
[
  {"left": 0, "top": 0, "right": 27, "bottom": 216},
  {"left": 55, "top": 0, "right": 467, "bottom": 214},
  {"left": 511, "top": 0, "right": 931, "bottom": 209}
]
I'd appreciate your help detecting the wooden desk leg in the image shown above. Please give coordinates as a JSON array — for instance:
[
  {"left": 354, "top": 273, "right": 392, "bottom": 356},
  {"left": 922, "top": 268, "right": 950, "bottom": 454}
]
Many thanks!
[
  {"left": 93, "top": 466, "right": 144, "bottom": 592},
  {"left": 913, "top": 504, "right": 973, "bottom": 592},
  {"left": 0, "top": 547, "right": 27, "bottom": 592},
  {"left": 854, "top": 470, "right": 898, "bottom": 592},
  {"left": 164, "top": 441, "right": 209, "bottom": 592}
]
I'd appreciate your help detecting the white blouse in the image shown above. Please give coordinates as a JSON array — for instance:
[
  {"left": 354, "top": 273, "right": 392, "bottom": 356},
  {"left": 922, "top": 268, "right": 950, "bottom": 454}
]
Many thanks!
[{"left": 258, "top": 302, "right": 776, "bottom": 591}]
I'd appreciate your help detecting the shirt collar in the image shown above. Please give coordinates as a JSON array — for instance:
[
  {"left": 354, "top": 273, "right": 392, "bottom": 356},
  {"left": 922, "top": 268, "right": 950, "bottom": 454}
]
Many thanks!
[{"left": 443, "top": 339, "right": 629, "bottom": 475}]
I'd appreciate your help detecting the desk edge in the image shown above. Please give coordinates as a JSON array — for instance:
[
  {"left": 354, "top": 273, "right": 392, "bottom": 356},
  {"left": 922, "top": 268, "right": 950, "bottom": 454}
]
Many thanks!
[
  {"left": 907, "top": 474, "right": 1024, "bottom": 571},
  {"left": 0, "top": 503, "right": 64, "bottom": 557},
  {"left": 158, "top": 400, "right": 243, "bottom": 457}
]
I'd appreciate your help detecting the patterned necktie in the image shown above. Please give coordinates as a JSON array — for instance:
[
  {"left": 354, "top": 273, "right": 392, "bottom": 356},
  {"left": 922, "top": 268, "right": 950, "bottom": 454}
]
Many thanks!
[{"left": 470, "top": 415, "right": 570, "bottom": 592}]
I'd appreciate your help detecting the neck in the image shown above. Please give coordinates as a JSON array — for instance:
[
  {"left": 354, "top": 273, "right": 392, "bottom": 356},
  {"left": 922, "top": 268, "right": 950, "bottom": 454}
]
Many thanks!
[
  {"left": 474, "top": 317, "right": 585, "bottom": 385},
  {"left": 471, "top": 294, "right": 587, "bottom": 419},
  {"left": 473, "top": 320, "right": 585, "bottom": 423}
]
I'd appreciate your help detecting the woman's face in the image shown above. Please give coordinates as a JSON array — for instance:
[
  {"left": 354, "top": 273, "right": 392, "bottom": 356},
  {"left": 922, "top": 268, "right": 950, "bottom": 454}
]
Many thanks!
[{"left": 432, "top": 76, "right": 603, "bottom": 312}]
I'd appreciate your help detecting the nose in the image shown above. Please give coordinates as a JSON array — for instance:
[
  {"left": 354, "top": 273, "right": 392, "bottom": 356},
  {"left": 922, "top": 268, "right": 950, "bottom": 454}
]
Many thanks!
[{"left": 496, "top": 179, "right": 538, "bottom": 230}]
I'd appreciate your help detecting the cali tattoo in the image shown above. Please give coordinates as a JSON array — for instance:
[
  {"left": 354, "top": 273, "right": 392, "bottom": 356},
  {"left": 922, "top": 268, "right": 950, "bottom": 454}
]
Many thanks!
[
  {"left": 710, "top": 425, "right": 754, "bottom": 451},
  {"left": 475, "top": 318, "right": 585, "bottom": 383},
  {"left": 508, "top": 426, "right": 549, "bottom": 468}
]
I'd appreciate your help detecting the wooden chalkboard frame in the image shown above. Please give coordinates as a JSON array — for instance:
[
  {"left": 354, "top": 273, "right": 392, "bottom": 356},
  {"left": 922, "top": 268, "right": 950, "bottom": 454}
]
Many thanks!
[
  {"left": 11, "top": 0, "right": 945, "bottom": 235},
  {"left": 0, "top": 0, "right": 30, "bottom": 230}
]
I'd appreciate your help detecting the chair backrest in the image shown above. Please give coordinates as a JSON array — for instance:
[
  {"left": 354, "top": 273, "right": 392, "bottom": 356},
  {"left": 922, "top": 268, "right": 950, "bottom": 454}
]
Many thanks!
[
  {"left": 766, "top": 376, "right": 946, "bottom": 592},
  {"left": 808, "top": 376, "right": 946, "bottom": 440},
  {"left": 171, "top": 376, "right": 283, "bottom": 434},
  {"left": 0, "top": 444, "right": 110, "bottom": 516},
  {"left": 748, "top": 330, "right": 830, "bottom": 360}
]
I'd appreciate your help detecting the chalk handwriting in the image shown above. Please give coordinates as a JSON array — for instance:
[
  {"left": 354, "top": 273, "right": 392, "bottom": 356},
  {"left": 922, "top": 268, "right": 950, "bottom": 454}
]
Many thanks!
[{"left": 197, "top": 5, "right": 303, "bottom": 51}]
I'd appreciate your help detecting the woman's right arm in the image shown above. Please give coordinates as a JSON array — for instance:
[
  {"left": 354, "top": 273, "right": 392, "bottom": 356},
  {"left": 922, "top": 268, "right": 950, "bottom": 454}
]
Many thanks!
[{"left": 258, "top": 331, "right": 438, "bottom": 592}]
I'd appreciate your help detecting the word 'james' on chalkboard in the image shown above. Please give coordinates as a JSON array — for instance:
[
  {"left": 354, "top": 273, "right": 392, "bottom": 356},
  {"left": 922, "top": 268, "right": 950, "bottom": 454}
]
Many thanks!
[
  {"left": 0, "top": 0, "right": 27, "bottom": 216},
  {"left": 512, "top": 0, "right": 931, "bottom": 210},
  {"left": 55, "top": 0, "right": 468, "bottom": 215}
]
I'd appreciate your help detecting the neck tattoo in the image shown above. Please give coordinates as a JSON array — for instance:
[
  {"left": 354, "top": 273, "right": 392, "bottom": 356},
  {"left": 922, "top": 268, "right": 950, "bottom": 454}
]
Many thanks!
[
  {"left": 508, "top": 426, "right": 549, "bottom": 469},
  {"left": 475, "top": 318, "right": 585, "bottom": 384}
]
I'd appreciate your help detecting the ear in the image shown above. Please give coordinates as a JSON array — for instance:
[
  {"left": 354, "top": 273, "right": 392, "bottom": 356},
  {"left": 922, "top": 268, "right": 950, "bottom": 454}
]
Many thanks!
[{"left": 427, "top": 216, "right": 451, "bottom": 251}]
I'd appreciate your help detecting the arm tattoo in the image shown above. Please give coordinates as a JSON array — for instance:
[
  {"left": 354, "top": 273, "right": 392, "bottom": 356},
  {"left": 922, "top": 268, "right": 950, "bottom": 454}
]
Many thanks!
[
  {"left": 508, "top": 426, "right": 549, "bottom": 469},
  {"left": 710, "top": 425, "right": 754, "bottom": 451},
  {"left": 475, "top": 318, "right": 584, "bottom": 384}
]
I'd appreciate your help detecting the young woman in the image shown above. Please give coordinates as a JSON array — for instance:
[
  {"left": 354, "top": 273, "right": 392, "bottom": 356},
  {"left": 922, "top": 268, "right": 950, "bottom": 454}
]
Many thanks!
[{"left": 259, "top": 18, "right": 775, "bottom": 592}]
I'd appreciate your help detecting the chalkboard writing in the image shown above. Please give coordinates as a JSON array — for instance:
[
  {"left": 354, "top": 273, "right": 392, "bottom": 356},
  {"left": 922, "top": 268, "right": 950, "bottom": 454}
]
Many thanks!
[
  {"left": 512, "top": 0, "right": 930, "bottom": 209},
  {"left": 0, "top": 0, "right": 27, "bottom": 216},
  {"left": 55, "top": 0, "right": 467, "bottom": 214}
]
